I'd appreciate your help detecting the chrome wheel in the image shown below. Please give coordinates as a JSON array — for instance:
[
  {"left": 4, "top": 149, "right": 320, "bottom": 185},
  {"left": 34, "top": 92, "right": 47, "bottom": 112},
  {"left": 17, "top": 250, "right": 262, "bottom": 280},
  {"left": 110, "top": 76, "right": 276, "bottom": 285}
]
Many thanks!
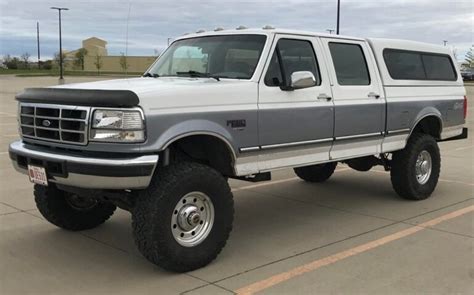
[
  {"left": 415, "top": 150, "right": 432, "bottom": 185},
  {"left": 171, "top": 192, "right": 215, "bottom": 247}
]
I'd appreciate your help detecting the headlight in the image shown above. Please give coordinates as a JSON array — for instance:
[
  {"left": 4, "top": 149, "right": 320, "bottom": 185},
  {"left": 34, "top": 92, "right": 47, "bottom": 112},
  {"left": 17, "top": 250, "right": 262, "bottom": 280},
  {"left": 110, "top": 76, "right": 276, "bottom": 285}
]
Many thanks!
[{"left": 90, "top": 109, "right": 145, "bottom": 143}]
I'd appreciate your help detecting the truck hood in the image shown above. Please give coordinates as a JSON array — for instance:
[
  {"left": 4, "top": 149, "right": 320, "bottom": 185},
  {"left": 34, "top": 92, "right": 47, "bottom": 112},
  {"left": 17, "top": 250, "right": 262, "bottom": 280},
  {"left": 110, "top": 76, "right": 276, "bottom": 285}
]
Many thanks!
[
  {"left": 44, "top": 77, "right": 257, "bottom": 110},
  {"left": 52, "top": 77, "right": 220, "bottom": 93}
]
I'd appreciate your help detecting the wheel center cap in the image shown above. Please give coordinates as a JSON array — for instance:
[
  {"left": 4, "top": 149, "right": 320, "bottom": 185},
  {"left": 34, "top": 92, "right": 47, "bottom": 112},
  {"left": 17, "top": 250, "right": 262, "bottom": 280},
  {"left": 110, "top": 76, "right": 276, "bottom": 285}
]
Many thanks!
[
  {"left": 177, "top": 205, "right": 200, "bottom": 231},
  {"left": 421, "top": 161, "right": 428, "bottom": 174},
  {"left": 188, "top": 212, "right": 201, "bottom": 226}
]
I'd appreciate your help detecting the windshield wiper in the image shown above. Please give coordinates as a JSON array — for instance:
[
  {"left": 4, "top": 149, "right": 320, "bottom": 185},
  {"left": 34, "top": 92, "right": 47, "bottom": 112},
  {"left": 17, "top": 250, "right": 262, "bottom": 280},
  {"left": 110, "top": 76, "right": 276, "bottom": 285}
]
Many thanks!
[
  {"left": 143, "top": 72, "right": 160, "bottom": 78},
  {"left": 176, "top": 71, "right": 220, "bottom": 81}
]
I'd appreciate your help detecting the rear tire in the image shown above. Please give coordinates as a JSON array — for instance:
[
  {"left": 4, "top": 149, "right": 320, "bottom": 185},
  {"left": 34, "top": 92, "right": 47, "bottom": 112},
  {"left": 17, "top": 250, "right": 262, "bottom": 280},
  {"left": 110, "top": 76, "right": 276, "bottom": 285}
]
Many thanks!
[
  {"left": 34, "top": 184, "right": 116, "bottom": 231},
  {"left": 132, "top": 161, "right": 234, "bottom": 272},
  {"left": 390, "top": 133, "right": 440, "bottom": 200},
  {"left": 294, "top": 162, "right": 337, "bottom": 183}
]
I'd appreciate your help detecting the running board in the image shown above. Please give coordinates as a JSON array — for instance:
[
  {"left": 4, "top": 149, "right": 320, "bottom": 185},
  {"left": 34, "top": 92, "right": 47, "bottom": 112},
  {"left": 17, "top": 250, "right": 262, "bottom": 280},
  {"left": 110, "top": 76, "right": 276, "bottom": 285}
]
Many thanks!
[{"left": 231, "top": 172, "right": 271, "bottom": 182}]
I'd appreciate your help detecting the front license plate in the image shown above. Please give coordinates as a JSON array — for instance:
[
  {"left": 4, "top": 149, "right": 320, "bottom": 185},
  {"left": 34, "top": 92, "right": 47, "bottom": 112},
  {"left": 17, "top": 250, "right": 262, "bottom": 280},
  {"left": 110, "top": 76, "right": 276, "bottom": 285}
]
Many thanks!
[{"left": 28, "top": 165, "right": 48, "bottom": 186}]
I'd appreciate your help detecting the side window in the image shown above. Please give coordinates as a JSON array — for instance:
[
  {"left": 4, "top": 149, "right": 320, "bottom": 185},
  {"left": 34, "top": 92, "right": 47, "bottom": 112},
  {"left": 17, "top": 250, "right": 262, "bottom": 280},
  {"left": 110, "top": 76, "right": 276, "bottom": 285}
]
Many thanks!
[
  {"left": 383, "top": 49, "right": 457, "bottom": 81},
  {"left": 421, "top": 54, "right": 457, "bottom": 81},
  {"left": 383, "top": 50, "right": 425, "bottom": 80},
  {"left": 328, "top": 42, "right": 370, "bottom": 85},
  {"left": 264, "top": 39, "right": 321, "bottom": 87},
  {"left": 264, "top": 51, "right": 283, "bottom": 86}
]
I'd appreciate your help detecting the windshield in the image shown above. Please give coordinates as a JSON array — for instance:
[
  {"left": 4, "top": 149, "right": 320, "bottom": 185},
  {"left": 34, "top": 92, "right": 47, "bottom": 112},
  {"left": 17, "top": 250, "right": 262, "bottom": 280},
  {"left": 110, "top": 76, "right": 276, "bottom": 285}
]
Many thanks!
[{"left": 147, "top": 34, "right": 267, "bottom": 79}]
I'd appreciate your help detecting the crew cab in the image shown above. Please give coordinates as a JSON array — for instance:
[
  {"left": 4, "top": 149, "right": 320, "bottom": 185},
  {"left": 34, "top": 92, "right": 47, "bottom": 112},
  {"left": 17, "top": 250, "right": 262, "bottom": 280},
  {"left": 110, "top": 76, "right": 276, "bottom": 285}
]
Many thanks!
[{"left": 9, "top": 27, "right": 468, "bottom": 272}]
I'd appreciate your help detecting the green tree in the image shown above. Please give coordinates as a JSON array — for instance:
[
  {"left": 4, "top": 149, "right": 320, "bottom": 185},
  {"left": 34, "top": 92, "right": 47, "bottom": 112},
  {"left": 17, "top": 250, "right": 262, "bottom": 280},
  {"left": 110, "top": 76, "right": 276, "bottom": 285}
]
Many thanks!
[
  {"left": 54, "top": 52, "right": 66, "bottom": 69},
  {"left": 4, "top": 55, "right": 20, "bottom": 69},
  {"left": 21, "top": 52, "right": 30, "bottom": 69},
  {"left": 465, "top": 47, "right": 474, "bottom": 68},
  {"left": 94, "top": 54, "right": 103, "bottom": 75},
  {"left": 119, "top": 53, "right": 128, "bottom": 73},
  {"left": 73, "top": 48, "right": 88, "bottom": 70},
  {"left": 42, "top": 60, "right": 53, "bottom": 70}
]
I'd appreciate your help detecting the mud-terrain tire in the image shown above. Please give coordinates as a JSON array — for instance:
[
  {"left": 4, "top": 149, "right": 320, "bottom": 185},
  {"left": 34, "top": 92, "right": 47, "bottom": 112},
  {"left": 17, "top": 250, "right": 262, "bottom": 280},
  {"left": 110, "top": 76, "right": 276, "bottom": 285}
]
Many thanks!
[
  {"left": 34, "top": 184, "right": 116, "bottom": 231},
  {"left": 390, "top": 133, "right": 440, "bottom": 200},
  {"left": 294, "top": 162, "right": 338, "bottom": 183},
  {"left": 132, "top": 161, "right": 234, "bottom": 272}
]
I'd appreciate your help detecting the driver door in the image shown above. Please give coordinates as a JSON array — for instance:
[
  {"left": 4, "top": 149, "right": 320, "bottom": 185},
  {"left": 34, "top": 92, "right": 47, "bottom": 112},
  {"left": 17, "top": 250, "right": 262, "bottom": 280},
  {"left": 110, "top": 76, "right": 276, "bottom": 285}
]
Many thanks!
[{"left": 257, "top": 35, "right": 334, "bottom": 171}]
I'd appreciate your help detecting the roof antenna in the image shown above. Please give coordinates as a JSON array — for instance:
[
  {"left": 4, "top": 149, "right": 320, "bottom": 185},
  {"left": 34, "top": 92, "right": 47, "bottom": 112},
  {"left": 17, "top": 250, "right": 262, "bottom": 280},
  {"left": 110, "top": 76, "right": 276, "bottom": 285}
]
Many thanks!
[{"left": 125, "top": 2, "right": 131, "bottom": 76}]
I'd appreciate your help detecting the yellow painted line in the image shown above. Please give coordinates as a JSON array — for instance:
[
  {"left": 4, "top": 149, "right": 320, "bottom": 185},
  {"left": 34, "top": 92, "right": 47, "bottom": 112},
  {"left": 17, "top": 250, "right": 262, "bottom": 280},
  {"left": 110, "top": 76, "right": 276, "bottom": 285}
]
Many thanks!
[
  {"left": 235, "top": 205, "right": 474, "bottom": 295},
  {"left": 369, "top": 169, "right": 474, "bottom": 187},
  {"left": 231, "top": 168, "right": 350, "bottom": 192}
]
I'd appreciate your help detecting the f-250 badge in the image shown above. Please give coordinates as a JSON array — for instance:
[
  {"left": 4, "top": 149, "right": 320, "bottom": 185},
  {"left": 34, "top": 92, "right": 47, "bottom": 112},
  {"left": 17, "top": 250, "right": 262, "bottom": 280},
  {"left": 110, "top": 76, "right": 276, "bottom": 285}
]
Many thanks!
[{"left": 226, "top": 119, "right": 246, "bottom": 130}]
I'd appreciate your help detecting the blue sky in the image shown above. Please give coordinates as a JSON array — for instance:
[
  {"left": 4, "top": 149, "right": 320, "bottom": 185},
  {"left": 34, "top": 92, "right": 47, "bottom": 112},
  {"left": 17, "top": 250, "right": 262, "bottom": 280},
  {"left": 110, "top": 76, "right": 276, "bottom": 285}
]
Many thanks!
[{"left": 0, "top": 0, "right": 472, "bottom": 61}]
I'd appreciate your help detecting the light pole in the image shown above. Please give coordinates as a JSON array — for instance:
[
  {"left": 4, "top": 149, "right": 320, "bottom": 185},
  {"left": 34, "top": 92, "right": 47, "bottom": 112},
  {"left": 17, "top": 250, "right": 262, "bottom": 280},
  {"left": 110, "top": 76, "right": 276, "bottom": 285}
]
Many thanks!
[
  {"left": 37, "top": 22, "right": 40, "bottom": 69},
  {"left": 443, "top": 40, "right": 448, "bottom": 46},
  {"left": 51, "top": 7, "right": 69, "bottom": 83},
  {"left": 326, "top": 29, "right": 335, "bottom": 34},
  {"left": 336, "top": 0, "right": 341, "bottom": 35}
]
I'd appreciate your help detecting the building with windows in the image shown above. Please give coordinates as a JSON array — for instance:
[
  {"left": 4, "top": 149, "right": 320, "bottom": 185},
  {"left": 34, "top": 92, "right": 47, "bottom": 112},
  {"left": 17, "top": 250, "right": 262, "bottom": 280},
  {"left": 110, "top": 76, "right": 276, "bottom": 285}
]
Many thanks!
[{"left": 64, "top": 37, "right": 156, "bottom": 73}]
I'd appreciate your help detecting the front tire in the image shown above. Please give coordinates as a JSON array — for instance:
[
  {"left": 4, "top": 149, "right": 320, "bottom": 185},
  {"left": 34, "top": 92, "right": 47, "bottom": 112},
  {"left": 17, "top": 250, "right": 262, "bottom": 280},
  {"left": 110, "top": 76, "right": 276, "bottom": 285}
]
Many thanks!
[
  {"left": 132, "top": 161, "right": 234, "bottom": 272},
  {"left": 294, "top": 162, "right": 337, "bottom": 183},
  {"left": 34, "top": 184, "right": 116, "bottom": 231},
  {"left": 390, "top": 133, "right": 441, "bottom": 200}
]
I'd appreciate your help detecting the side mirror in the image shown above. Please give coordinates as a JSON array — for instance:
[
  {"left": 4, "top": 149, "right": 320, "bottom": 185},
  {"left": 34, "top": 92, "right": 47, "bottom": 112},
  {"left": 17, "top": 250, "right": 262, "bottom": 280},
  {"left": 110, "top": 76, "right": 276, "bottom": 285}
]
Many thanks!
[{"left": 290, "top": 71, "right": 316, "bottom": 90}]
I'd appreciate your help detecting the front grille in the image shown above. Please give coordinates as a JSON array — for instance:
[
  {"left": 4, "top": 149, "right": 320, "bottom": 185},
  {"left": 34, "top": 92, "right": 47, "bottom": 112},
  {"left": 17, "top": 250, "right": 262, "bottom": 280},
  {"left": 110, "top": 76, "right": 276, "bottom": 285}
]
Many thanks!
[{"left": 19, "top": 103, "right": 90, "bottom": 145}]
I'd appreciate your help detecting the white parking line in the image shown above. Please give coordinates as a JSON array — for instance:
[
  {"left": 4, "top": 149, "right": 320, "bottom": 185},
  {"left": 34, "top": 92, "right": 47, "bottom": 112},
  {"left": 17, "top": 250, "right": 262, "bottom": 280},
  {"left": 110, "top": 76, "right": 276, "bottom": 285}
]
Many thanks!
[
  {"left": 231, "top": 168, "right": 351, "bottom": 192},
  {"left": 369, "top": 169, "right": 474, "bottom": 186},
  {"left": 233, "top": 166, "right": 474, "bottom": 193},
  {"left": 232, "top": 177, "right": 299, "bottom": 192},
  {"left": 452, "top": 145, "right": 474, "bottom": 151},
  {"left": 0, "top": 112, "right": 16, "bottom": 117}
]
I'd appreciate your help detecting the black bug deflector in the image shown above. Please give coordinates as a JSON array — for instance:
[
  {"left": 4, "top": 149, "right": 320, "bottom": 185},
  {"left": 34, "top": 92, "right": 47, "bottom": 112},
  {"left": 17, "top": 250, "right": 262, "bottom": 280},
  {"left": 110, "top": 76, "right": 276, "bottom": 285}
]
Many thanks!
[{"left": 16, "top": 88, "right": 140, "bottom": 107}]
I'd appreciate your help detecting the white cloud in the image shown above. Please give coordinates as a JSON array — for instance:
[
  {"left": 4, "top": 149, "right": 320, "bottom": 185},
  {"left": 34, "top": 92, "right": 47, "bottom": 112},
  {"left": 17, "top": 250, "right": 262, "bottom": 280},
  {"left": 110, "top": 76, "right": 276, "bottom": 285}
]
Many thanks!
[{"left": 1, "top": 0, "right": 472, "bottom": 60}]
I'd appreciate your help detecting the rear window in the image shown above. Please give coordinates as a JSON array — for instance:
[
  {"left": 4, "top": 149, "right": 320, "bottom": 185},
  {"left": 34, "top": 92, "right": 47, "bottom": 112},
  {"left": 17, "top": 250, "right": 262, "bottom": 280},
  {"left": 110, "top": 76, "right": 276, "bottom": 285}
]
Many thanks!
[{"left": 383, "top": 49, "right": 457, "bottom": 81}]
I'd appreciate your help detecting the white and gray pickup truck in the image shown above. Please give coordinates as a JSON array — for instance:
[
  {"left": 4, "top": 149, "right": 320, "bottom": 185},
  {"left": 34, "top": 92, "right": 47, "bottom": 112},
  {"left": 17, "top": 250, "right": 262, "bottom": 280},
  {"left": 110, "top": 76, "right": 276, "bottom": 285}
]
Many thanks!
[{"left": 9, "top": 28, "right": 468, "bottom": 271}]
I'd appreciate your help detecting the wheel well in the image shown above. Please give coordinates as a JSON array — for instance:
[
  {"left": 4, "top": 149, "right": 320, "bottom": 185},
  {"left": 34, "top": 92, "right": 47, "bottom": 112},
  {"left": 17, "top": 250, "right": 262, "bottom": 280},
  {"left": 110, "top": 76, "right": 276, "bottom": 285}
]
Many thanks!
[
  {"left": 412, "top": 116, "right": 442, "bottom": 139},
  {"left": 164, "top": 135, "right": 235, "bottom": 176}
]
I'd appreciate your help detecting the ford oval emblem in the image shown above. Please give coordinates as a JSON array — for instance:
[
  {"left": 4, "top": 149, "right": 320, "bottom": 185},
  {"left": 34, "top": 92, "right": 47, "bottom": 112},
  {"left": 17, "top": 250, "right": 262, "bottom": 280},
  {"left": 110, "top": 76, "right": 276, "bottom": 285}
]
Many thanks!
[{"left": 42, "top": 119, "right": 51, "bottom": 127}]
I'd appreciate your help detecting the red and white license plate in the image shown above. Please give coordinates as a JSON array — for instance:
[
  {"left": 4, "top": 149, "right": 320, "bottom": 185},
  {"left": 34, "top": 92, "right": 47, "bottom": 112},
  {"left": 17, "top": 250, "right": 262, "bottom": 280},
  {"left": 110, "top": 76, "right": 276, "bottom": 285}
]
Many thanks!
[{"left": 28, "top": 165, "right": 48, "bottom": 186}]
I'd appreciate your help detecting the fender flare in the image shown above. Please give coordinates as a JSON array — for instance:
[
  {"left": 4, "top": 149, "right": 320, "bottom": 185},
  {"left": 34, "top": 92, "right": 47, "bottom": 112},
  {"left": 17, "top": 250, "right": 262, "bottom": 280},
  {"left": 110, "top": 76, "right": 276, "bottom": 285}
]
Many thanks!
[
  {"left": 409, "top": 107, "right": 443, "bottom": 138},
  {"left": 154, "top": 119, "right": 238, "bottom": 161}
]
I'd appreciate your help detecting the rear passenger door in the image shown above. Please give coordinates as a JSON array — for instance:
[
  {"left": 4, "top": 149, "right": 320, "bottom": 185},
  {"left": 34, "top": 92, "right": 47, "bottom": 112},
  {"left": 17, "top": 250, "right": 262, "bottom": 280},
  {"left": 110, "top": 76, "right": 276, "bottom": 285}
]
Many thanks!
[
  {"left": 321, "top": 38, "right": 385, "bottom": 159},
  {"left": 257, "top": 35, "right": 334, "bottom": 170}
]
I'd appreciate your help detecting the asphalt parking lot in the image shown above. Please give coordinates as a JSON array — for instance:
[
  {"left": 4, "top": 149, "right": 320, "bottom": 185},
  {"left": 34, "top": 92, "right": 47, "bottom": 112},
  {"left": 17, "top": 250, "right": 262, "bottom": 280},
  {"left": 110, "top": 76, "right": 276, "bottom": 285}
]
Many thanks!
[{"left": 0, "top": 75, "right": 473, "bottom": 294}]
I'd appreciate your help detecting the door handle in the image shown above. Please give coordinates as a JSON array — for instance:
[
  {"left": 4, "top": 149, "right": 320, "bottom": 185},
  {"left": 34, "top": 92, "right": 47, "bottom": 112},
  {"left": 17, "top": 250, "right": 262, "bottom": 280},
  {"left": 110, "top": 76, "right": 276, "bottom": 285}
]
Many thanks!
[
  {"left": 368, "top": 92, "right": 380, "bottom": 99},
  {"left": 317, "top": 93, "right": 332, "bottom": 101}
]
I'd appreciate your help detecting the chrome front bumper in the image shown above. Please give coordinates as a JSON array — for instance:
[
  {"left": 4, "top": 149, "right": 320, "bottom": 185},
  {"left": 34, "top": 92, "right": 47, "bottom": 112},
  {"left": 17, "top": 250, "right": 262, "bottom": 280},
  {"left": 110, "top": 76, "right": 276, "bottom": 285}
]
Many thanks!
[{"left": 9, "top": 141, "right": 158, "bottom": 189}]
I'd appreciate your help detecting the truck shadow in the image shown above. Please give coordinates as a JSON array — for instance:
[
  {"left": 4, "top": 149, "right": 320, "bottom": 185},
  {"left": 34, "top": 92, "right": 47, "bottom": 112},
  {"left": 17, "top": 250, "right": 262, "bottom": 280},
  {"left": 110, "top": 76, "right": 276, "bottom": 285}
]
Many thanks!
[{"left": 6, "top": 170, "right": 469, "bottom": 283}]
